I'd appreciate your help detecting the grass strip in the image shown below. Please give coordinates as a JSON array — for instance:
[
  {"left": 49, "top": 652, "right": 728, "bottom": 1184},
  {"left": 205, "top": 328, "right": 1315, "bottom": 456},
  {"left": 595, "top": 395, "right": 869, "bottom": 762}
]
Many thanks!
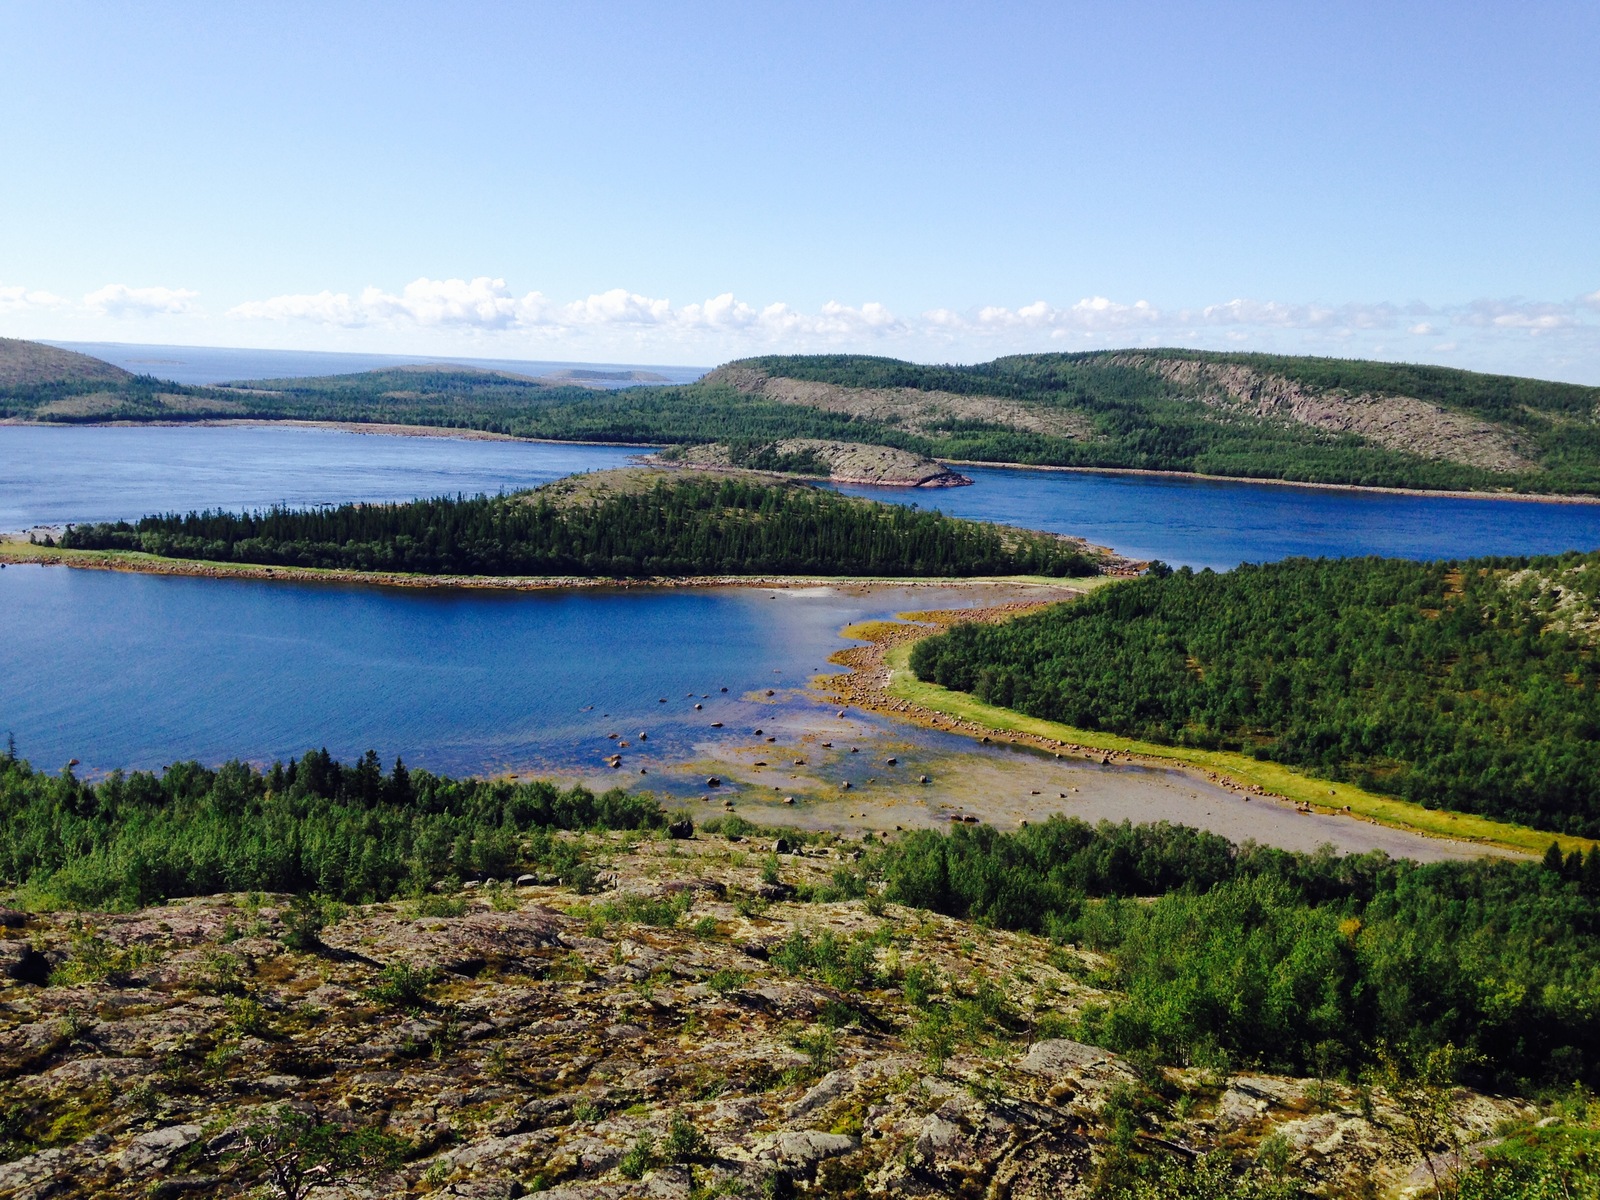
[{"left": 882, "top": 639, "right": 1596, "bottom": 857}]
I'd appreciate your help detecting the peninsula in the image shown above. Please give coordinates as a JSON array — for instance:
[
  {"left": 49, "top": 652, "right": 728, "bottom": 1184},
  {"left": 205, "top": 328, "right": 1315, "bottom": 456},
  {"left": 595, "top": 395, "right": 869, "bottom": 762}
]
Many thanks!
[{"left": 40, "top": 467, "right": 1115, "bottom": 581}]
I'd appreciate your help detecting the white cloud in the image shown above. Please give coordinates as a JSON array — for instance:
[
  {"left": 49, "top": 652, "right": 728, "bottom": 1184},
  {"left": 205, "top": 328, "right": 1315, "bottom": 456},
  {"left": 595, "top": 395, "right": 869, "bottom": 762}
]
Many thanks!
[
  {"left": 225, "top": 277, "right": 911, "bottom": 346},
  {"left": 0, "top": 284, "right": 68, "bottom": 313},
  {"left": 560, "top": 288, "right": 673, "bottom": 327},
  {"left": 11, "top": 271, "right": 1592, "bottom": 378},
  {"left": 83, "top": 284, "right": 198, "bottom": 317},
  {"left": 229, "top": 290, "right": 367, "bottom": 326},
  {"left": 1459, "top": 298, "right": 1578, "bottom": 331},
  {"left": 970, "top": 297, "right": 1160, "bottom": 332}
]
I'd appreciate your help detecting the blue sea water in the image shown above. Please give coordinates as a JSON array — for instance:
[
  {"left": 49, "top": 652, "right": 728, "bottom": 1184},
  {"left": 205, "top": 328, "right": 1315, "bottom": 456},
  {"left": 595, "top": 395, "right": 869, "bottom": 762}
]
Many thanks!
[
  {"left": 836, "top": 466, "right": 1600, "bottom": 570},
  {"left": 0, "top": 425, "right": 643, "bottom": 529}
]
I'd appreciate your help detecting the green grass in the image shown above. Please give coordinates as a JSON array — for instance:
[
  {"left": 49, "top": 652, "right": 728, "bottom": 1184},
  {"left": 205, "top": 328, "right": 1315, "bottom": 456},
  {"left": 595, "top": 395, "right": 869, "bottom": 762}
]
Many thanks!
[{"left": 883, "top": 640, "right": 1597, "bottom": 857}]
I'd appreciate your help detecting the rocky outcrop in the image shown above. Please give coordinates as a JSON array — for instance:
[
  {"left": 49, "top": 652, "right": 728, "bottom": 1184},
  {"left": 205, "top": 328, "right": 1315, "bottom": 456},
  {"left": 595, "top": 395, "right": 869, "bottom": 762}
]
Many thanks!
[
  {"left": 704, "top": 365, "right": 1095, "bottom": 442},
  {"left": 661, "top": 439, "right": 972, "bottom": 487},
  {"left": 0, "top": 840, "right": 1535, "bottom": 1199},
  {"left": 1113, "top": 353, "right": 1538, "bottom": 473}
]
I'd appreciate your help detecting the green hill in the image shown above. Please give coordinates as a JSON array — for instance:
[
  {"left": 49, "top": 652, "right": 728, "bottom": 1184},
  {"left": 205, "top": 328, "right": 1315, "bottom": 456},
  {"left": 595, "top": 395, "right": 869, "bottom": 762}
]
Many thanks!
[
  {"left": 691, "top": 350, "right": 1600, "bottom": 493},
  {"left": 8, "top": 335, "right": 1600, "bottom": 493}
]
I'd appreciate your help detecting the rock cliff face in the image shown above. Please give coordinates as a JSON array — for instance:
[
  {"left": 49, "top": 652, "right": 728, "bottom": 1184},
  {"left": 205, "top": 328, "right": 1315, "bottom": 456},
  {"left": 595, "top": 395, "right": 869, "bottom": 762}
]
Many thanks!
[
  {"left": 703, "top": 366, "right": 1096, "bottom": 442},
  {"left": 1109, "top": 354, "right": 1538, "bottom": 473},
  {"left": 0, "top": 835, "right": 1527, "bottom": 1199}
]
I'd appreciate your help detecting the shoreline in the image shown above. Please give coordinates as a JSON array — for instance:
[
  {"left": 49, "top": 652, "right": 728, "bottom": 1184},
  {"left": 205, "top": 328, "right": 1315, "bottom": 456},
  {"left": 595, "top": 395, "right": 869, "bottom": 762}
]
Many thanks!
[
  {"left": 937, "top": 457, "right": 1600, "bottom": 505},
  {"left": 9, "top": 417, "right": 1600, "bottom": 502},
  {"left": 0, "top": 417, "right": 663, "bottom": 449},
  {"left": 816, "top": 604, "right": 1595, "bottom": 858},
  {"left": 0, "top": 542, "right": 1097, "bottom": 595}
]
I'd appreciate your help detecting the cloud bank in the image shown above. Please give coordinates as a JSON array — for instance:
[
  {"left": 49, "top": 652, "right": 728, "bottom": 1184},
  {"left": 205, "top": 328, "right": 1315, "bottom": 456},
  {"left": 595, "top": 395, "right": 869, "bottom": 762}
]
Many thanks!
[{"left": 5, "top": 275, "right": 1600, "bottom": 381}]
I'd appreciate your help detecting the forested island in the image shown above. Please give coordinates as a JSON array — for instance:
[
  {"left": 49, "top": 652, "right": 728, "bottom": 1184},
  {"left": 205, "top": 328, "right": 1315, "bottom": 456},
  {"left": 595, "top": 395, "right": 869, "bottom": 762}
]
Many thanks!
[
  {"left": 2, "top": 742, "right": 1597, "bottom": 1197},
  {"left": 54, "top": 468, "right": 1104, "bottom": 578},
  {"left": 8, "top": 336, "right": 1600, "bottom": 494},
  {"left": 911, "top": 552, "right": 1600, "bottom": 836}
]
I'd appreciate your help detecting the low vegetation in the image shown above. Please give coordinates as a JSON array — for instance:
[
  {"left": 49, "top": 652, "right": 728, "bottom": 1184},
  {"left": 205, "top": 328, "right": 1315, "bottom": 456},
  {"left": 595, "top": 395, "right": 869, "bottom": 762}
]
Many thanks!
[
  {"left": 912, "top": 552, "right": 1600, "bottom": 836},
  {"left": 56, "top": 470, "right": 1101, "bottom": 578}
]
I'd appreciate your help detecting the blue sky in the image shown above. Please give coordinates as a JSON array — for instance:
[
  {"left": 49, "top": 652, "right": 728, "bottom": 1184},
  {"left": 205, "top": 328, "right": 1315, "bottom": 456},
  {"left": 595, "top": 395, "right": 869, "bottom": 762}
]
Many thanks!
[{"left": 2, "top": 2, "right": 1597, "bottom": 379}]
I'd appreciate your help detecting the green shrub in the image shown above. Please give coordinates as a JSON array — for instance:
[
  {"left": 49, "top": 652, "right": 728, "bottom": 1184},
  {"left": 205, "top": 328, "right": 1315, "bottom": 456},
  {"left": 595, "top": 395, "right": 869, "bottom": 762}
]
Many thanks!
[{"left": 365, "top": 962, "right": 439, "bottom": 1010}]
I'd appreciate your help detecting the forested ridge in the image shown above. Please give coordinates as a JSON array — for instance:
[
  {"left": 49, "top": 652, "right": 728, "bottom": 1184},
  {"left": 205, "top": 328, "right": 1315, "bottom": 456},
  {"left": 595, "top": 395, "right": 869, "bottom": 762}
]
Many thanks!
[
  {"left": 11, "top": 336, "right": 1600, "bottom": 493},
  {"left": 877, "top": 816, "right": 1600, "bottom": 1090},
  {"left": 57, "top": 472, "right": 1098, "bottom": 577},
  {"left": 911, "top": 552, "right": 1600, "bottom": 835}
]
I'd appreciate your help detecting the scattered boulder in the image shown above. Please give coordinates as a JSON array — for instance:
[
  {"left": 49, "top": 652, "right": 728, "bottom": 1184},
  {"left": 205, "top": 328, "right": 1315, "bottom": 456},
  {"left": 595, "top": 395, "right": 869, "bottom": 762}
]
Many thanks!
[{"left": 121, "top": 1124, "right": 203, "bottom": 1174}]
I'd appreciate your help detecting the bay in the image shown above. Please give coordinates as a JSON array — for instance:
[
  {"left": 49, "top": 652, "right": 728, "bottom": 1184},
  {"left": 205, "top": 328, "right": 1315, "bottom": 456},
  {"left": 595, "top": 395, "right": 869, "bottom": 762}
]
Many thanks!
[{"left": 6, "top": 423, "right": 1600, "bottom": 567}]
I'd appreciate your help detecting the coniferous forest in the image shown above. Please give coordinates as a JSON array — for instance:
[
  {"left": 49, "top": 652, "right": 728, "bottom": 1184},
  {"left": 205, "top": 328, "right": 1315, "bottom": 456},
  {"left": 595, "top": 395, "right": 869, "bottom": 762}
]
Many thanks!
[
  {"left": 0, "top": 747, "right": 668, "bottom": 911},
  {"left": 878, "top": 816, "right": 1600, "bottom": 1091},
  {"left": 58, "top": 473, "right": 1099, "bottom": 578},
  {"left": 911, "top": 552, "right": 1600, "bottom": 835}
]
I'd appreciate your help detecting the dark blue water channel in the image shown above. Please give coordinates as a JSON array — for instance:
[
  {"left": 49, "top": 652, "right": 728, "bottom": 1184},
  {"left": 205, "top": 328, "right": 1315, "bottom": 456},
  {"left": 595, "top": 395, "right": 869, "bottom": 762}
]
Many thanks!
[
  {"left": 836, "top": 466, "right": 1600, "bottom": 569},
  {"left": 6, "top": 424, "right": 1600, "bottom": 567}
]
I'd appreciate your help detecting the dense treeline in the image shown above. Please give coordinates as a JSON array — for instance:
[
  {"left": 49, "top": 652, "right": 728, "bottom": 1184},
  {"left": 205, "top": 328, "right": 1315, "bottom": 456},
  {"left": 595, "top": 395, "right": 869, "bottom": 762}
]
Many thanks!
[
  {"left": 912, "top": 553, "right": 1600, "bottom": 835},
  {"left": 878, "top": 817, "right": 1600, "bottom": 1089},
  {"left": 0, "top": 748, "right": 669, "bottom": 909},
  {"left": 59, "top": 474, "right": 1098, "bottom": 577},
  {"left": 14, "top": 343, "right": 1600, "bottom": 492}
]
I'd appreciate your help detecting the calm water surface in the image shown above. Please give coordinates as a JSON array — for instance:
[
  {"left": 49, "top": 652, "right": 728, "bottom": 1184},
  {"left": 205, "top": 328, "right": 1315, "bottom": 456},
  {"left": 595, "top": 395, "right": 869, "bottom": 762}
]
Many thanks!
[
  {"left": 0, "top": 564, "right": 927, "bottom": 779},
  {"left": 837, "top": 466, "right": 1600, "bottom": 569},
  {"left": 7, "top": 424, "right": 1600, "bottom": 567},
  {"left": 1, "top": 425, "right": 642, "bottom": 529}
]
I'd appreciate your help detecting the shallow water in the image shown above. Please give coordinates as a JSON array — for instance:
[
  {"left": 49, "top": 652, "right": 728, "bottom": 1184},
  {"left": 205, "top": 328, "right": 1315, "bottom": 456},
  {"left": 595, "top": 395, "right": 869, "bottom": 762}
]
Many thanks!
[
  {"left": 0, "top": 564, "right": 999, "bottom": 780},
  {"left": 0, "top": 565, "right": 1500, "bottom": 860}
]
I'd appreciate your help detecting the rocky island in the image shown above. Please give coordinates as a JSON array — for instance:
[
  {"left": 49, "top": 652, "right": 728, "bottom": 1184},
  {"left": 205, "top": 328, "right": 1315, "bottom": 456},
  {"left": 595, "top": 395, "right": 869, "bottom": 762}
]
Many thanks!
[{"left": 651, "top": 440, "right": 971, "bottom": 488}]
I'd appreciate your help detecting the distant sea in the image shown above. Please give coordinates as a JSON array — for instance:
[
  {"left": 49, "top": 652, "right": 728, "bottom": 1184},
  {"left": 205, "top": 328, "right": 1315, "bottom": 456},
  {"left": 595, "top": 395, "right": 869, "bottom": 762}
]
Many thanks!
[{"left": 43, "top": 341, "right": 710, "bottom": 389}]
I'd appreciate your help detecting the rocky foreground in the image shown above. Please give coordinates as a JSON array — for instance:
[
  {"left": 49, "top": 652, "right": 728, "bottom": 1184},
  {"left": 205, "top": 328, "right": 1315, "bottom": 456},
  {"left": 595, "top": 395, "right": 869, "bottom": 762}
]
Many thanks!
[{"left": 0, "top": 829, "right": 1528, "bottom": 1199}]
